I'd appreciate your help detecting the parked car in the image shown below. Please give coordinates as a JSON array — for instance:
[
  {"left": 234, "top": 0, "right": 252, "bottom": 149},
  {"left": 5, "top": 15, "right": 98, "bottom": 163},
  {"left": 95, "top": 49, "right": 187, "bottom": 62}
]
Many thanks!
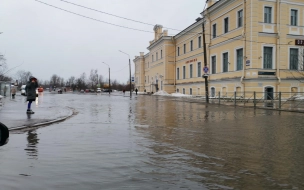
[
  {"left": 96, "top": 88, "right": 101, "bottom": 93},
  {"left": 102, "top": 89, "right": 112, "bottom": 92},
  {"left": 21, "top": 85, "right": 26, "bottom": 95},
  {"left": 89, "top": 89, "right": 95, "bottom": 93},
  {"left": 85, "top": 89, "right": 89, "bottom": 93},
  {"left": 80, "top": 89, "right": 84, "bottom": 93}
]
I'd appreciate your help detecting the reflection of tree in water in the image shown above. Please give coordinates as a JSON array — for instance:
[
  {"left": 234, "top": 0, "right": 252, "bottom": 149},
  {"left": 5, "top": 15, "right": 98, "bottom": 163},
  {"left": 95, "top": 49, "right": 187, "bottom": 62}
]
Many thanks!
[{"left": 24, "top": 130, "right": 39, "bottom": 159}]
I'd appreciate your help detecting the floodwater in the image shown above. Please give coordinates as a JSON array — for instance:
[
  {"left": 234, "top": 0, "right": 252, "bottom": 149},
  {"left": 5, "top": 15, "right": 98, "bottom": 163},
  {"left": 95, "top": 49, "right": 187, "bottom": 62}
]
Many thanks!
[{"left": 1, "top": 93, "right": 304, "bottom": 190}]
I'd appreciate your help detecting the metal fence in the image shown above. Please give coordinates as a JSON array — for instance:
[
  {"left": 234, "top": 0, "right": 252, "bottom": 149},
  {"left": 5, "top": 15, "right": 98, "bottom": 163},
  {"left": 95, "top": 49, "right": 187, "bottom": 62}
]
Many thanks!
[{"left": 182, "top": 91, "right": 304, "bottom": 112}]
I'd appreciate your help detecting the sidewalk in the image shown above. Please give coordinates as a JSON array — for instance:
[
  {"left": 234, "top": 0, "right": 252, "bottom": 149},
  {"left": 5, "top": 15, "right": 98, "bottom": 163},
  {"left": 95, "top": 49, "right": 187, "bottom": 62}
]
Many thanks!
[{"left": 0, "top": 95, "right": 73, "bottom": 130}]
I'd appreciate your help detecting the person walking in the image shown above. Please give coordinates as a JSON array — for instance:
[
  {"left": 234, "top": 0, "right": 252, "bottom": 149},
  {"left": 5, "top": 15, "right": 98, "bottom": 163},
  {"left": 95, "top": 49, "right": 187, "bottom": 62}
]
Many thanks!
[
  {"left": 3, "top": 85, "right": 7, "bottom": 97},
  {"left": 123, "top": 89, "right": 125, "bottom": 95},
  {"left": 25, "top": 76, "right": 38, "bottom": 114},
  {"left": 11, "top": 87, "right": 16, "bottom": 99},
  {"left": 135, "top": 88, "right": 138, "bottom": 95}
]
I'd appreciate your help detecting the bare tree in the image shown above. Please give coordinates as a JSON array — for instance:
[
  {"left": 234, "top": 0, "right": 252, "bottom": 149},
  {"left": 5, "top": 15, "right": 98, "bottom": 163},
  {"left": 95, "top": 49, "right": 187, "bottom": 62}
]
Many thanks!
[
  {"left": 15, "top": 70, "right": 32, "bottom": 86},
  {"left": 89, "top": 69, "right": 98, "bottom": 88}
]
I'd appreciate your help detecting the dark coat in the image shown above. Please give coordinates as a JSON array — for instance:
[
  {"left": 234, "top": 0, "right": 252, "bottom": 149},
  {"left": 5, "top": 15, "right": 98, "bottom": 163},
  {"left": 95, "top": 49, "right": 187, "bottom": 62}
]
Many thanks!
[{"left": 25, "top": 78, "right": 38, "bottom": 101}]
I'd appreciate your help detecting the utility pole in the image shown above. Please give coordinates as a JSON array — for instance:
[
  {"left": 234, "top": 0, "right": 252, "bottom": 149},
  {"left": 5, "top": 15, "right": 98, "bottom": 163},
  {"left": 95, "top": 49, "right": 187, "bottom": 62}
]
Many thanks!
[
  {"left": 129, "top": 58, "right": 132, "bottom": 97},
  {"left": 108, "top": 67, "right": 111, "bottom": 94},
  {"left": 202, "top": 21, "right": 209, "bottom": 103}
]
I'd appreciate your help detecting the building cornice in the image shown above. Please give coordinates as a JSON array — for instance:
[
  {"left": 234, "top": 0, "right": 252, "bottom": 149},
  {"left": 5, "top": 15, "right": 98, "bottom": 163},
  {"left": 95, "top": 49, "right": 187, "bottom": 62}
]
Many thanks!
[
  {"left": 147, "top": 36, "right": 172, "bottom": 50},
  {"left": 174, "top": 19, "right": 204, "bottom": 39}
]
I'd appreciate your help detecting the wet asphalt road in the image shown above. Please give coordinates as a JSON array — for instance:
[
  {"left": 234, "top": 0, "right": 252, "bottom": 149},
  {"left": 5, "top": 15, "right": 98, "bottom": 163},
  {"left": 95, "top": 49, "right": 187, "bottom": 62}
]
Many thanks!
[{"left": 0, "top": 92, "right": 304, "bottom": 190}]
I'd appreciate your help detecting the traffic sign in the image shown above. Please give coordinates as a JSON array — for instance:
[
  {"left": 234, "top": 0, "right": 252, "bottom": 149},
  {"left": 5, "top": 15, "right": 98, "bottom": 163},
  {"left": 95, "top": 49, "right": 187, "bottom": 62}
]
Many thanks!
[{"left": 203, "top": 66, "right": 209, "bottom": 73}]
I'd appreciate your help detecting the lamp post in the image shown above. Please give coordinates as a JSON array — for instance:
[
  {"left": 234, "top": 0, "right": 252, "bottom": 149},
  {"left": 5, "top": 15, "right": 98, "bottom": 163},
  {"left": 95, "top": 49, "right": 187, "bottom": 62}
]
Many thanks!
[
  {"left": 119, "top": 50, "right": 132, "bottom": 97},
  {"left": 102, "top": 62, "right": 111, "bottom": 94}
]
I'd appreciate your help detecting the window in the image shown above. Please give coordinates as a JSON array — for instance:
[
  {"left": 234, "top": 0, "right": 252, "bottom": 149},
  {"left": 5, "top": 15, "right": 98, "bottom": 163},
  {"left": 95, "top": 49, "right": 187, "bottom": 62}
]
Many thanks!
[
  {"left": 236, "top": 48, "right": 243, "bottom": 71},
  {"left": 290, "top": 48, "right": 298, "bottom": 70},
  {"left": 177, "top": 68, "right": 180, "bottom": 80},
  {"left": 152, "top": 55, "right": 154, "bottom": 62},
  {"left": 183, "top": 66, "right": 186, "bottom": 79},
  {"left": 161, "top": 50, "right": 162, "bottom": 58},
  {"left": 148, "top": 75, "right": 149, "bottom": 83},
  {"left": 238, "top": 10, "right": 243, "bottom": 27},
  {"left": 177, "top": 89, "right": 179, "bottom": 93},
  {"left": 211, "top": 87, "right": 215, "bottom": 97},
  {"left": 212, "top": 24, "right": 217, "bottom": 38},
  {"left": 197, "top": 62, "right": 201, "bottom": 77},
  {"left": 183, "top": 88, "right": 185, "bottom": 94},
  {"left": 190, "top": 64, "right": 193, "bottom": 78},
  {"left": 190, "top": 88, "right": 192, "bottom": 95},
  {"left": 145, "top": 76, "right": 146, "bottom": 83},
  {"left": 211, "top": 56, "right": 216, "bottom": 74},
  {"left": 291, "top": 9, "right": 298, "bottom": 26},
  {"left": 156, "top": 52, "right": 158, "bottom": 60},
  {"left": 190, "top": 40, "right": 193, "bottom": 51},
  {"left": 263, "top": 47, "right": 273, "bottom": 69},
  {"left": 198, "top": 36, "right": 202, "bottom": 48},
  {"left": 177, "top": 47, "right": 180, "bottom": 56},
  {"left": 184, "top": 44, "right": 186, "bottom": 54},
  {"left": 264, "top": 7, "right": 272, "bottom": 23},
  {"left": 224, "top": 17, "right": 229, "bottom": 33},
  {"left": 223, "top": 53, "right": 228, "bottom": 72}
]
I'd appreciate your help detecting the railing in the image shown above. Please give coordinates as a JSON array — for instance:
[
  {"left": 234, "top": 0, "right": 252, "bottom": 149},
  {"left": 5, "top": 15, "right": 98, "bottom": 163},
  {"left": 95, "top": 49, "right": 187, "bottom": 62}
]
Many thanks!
[{"left": 183, "top": 91, "right": 304, "bottom": 112}]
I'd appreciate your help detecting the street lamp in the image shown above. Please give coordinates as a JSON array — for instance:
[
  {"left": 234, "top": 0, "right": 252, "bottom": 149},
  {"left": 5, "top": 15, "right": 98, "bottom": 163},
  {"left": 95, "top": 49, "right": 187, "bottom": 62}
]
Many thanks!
[
  {"left": 102, "top": 62, "right": 111, "bottom": 94},
  {"left": 119, "top": 50, "right": 132, "bottom": 97}
]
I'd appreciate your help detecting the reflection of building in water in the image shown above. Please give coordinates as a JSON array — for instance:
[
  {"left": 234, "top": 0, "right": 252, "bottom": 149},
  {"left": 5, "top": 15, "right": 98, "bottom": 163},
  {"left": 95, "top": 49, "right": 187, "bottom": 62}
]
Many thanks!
[{"left": 25, "top": 130, "right": 39, "bottom": 159}]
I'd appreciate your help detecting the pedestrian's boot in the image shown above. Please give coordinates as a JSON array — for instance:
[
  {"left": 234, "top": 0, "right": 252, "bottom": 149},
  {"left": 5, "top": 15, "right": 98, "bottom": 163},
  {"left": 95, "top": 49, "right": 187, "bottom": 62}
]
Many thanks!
[{"left": 26, "top": 110, "right": 35, "bottom": 114}]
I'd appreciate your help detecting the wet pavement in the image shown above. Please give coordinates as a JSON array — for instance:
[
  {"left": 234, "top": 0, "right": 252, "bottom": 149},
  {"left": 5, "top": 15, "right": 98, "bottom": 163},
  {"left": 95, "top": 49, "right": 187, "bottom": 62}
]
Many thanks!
[
  {"left": 0, "top": 93, "right": 304, "bottom": 189},
  {"left": 0, "top": 93, "right": 73, "bottom": 130}
]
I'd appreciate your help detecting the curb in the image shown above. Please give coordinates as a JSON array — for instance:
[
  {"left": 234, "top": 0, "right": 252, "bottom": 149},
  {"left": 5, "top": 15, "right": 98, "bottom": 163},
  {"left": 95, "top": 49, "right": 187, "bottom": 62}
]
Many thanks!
[{"left": 8, "top": 107, "right": 75, "bottom": 131}]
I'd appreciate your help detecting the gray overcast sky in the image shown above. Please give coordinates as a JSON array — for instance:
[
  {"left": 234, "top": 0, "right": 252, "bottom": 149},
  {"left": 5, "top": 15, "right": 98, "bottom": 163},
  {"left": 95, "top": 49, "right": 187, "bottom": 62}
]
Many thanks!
[{"left": 0, "top": 0, "right": 205, "bottom": 83}]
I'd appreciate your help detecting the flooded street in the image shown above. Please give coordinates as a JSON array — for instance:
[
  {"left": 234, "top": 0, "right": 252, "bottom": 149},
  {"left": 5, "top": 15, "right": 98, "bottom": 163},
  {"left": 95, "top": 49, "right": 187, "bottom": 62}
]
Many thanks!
[{"left": 1, "top": 93, "right": 304, "bottom": 189}]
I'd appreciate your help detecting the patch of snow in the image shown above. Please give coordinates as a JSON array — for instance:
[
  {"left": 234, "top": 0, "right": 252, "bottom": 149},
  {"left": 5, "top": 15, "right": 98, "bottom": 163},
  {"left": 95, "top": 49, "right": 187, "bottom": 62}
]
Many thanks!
[
  {"left": 153, "top": 90, "right": 169, "bottom": 96},
  {"left": 171, "top": 93, "right": 192, "bottom": 97}
]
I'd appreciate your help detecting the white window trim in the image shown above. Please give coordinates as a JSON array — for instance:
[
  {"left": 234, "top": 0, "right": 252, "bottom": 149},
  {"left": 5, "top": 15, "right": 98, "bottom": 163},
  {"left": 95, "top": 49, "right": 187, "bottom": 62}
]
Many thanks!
[
  {"left": 287, "top": 46, "right": 302, "bottom": 70},
  {"left": 210, "top": 86, "right": 216, "bottom": 97},
  {"left": 261, "top": 44, "right": 276, "bottom": 69},
  {"left": 234, "top": 46, "right": 244, "bottom": 71},
  {"left": 183, "top": 65, "right": 186, "bottom": 79},
  {"left": 236, "top": 9, "right": 243, "bottom": 28},
  {"left": 197, "top": 61, "right": 202, "bottom": 78},
  {"left": 212, "top": 23, "right": 217, "bottom": 39},
  {"left": 189, "top": 64, "right": 193, "bottom": 78},
  {"left": 263, "top": 5, "right": 274, "bottom": 24},
  {"left": 290, "top": 8, "right": 299, "bottom": 26},
  {"left": 176, "top": 67, "right": 180, "bottom": 80},
  {"left": 198, "top": 36, "right": 202, "bottom": 48},
  {"left": 223, "top": 16, "right": 230, "bottom": 34},
  {"left": 210, "top": 54, "right": 217, "bottom": 74},
  {"left": 221, "top": 50, "right": 230, "bottom": 73}
]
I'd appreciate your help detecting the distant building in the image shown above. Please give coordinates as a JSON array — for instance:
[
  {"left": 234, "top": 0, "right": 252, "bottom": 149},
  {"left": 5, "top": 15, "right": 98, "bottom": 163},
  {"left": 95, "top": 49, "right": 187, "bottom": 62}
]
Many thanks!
[{"left": 134, "top": 0, "right": 304, "bottom": 98}]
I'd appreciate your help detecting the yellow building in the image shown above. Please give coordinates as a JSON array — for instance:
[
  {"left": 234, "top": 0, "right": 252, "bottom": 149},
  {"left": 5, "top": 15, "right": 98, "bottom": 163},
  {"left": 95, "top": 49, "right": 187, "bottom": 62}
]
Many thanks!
[{"left": 134, "top": 0, "right": 304, "bottom": 98}]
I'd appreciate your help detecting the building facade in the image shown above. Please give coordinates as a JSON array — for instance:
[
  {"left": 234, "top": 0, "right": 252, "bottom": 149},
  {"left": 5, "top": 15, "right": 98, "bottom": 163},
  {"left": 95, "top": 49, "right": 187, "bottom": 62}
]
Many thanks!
[{"left": 134, "top": 0, "right": 304, "bottom": 97}]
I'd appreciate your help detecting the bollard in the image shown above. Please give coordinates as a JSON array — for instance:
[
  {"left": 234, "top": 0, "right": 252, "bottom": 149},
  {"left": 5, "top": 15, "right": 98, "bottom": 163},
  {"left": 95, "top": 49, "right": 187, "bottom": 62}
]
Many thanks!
[
  {"left": 234, "top": 91, "right": 236, "bottom": 106},
  {"left": 254, "top": 91, "right": 256, "bottom": 108},
  {"left": 219, "top": 91, "right": 221, "bottom": 104},
  {"left": 278, "top": 92, "right": 281, "bottom": 109}
]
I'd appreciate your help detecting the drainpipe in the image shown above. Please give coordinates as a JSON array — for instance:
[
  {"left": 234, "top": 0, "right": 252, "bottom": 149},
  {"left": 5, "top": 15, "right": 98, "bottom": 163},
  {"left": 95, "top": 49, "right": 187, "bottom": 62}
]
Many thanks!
[
  {"left": 241, "top": 0, "right": 246, "bottom": 91},
  {"left": 172, "top": 37, "right": 176, "bottom": 87},
  {"left": 276, "top": 0, "right": 281, "bottom": 91}
]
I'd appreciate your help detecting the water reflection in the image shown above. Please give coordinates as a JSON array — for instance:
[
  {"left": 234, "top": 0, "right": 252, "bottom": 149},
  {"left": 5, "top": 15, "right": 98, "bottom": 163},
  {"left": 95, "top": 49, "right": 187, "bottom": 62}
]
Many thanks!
[
  {"left": 24, "top": 130, "right": 39, "bottom": 159},
  {"left": 134, "top": 96, "right": 304, "bottom": 189}
]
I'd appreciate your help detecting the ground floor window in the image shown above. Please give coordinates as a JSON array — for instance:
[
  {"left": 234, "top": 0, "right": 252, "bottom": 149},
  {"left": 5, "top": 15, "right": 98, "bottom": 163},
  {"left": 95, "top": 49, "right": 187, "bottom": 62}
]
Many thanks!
[
  {"left": 183, "top": 88, "right": 185, "bottom": 94},
  {"left": 190, "top": 88, "right": 192, "bottom": 95},
  {"left": 177, "top": 89, "right": 179, "bottom": 93},
  {"left": 211, "top": 87, "right": 215, "bottom": 97}
]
